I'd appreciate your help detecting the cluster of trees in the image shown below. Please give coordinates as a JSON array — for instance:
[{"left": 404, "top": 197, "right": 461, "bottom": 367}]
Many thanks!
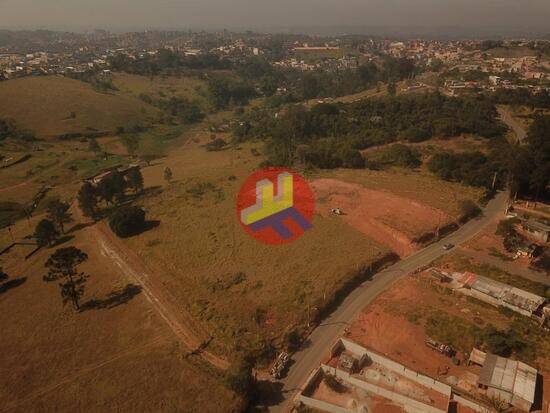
[
  {"left": 237, "top": 55, "right": 417, "bottom": 105},
  {"left": 66, "top": 71, "right": 118, "bottom": 92},
  {"left": 33, "top": 199, "right": 72, "bottom": 247},
  {"left": 495, "top": 218, "right": 525, "bottom": 252},
  {"left": 481, "top": 324, "right": 526, "bottom": 358},
  {"left": 426, "top": 114, "right": 549, "bottom": 196},
  {"left": 235, "top": 92, "right": 505, "bottom": 170},
  {"left": 491, "top": 88, "right": 550, "bottom": 109},
  {"left": 369, "top": 144, "right": 421, "bottom": 169},
  {"left": 139, "top": 94, "right": 205, "bottom": 124},
  {"left": 507, "top": 115, "right": 550, "bottom": 200},
  {"left": 426, "top": 151, "right": 503, "bottom": 189},
  {"left": 207, "top": 76, "right": 257, "bottom": 110},
  {"left": 108, "top": 205, "right": 146, "bottom": 238},
  {"left": 77, "top": 168, "right": 144, "bottom": 219}
]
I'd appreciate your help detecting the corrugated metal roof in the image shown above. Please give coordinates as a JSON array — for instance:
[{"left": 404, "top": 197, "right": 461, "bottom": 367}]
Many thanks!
[
  {"left": 478, "top": 354, "right": 537, "bottom": 403},
  {"left": 513, "top": 361, "right": 537, "bottom": 403},
  {"left": 502, "top": 288, "right": 546, "bottom": 313}
]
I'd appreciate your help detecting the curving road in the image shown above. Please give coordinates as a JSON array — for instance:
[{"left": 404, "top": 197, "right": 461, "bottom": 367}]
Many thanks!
[
  {"left": 268, "top": 191, "right": 509, "bottom": 413},
  {"left": 497, "top": 106, "right": 527, "bottom": 144}
]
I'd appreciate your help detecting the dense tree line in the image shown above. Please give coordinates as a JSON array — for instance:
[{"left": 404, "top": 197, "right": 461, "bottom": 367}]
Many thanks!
[
  {"left": 207, "top": 76, "right": 257, "bottom": 110},
  {"left": 234, "top": 92, "right": 505, "bottom": 170},
  {"left": 237, "top": 55, "right": 417, "bottom": 104},
  {"left": 427, "top": 151, "right": 504, "bottom": 189},
  {"left": 66, "top": 71, "right": 118, "bottom": 92},
  {"left": 139, "top": 94, "right": 205, "bottom": 124},
  {"left": 507, "top": 115, "right": 550, "bottom": 200},
  {"left": 491, "top": 88, "right": 550, "bottom": 109}
]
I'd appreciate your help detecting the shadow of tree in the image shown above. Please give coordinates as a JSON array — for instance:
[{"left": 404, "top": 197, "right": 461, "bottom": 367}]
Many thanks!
[
  {"left": 67, "top": 221, "right": 95, "bottom": 234},
  {"left": 53, "top": 235, "right": 75, "bottom": 247},
  {"left": 80, "top": 283, "right": 142, "bottom": 311},
  {"left": 252, "top": 379, "right": 285, "bottom": 409},
  {"left": 0, "top": 277, "right": 27, "bottom": 294}
]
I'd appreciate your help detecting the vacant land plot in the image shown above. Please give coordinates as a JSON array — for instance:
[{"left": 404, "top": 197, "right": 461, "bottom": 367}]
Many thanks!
[
  {"left": 312, "top": 178, "right": 451, "bottom": 256},
  {"left": 121, "top": 137, "right": 389, "bottom": 358},
  {"left": 112, "top": 73, "right": 207, "bottom": 106},
  {"left": 348, "top": 274, "right": 550, "bottom": 406},
  {"left": 315, "top": 168, "right": 484, "bottom": 219},
  {"left": 0, "top": 214, "right": 240, "bottom": 413},
  {"left": 0, "top": 76, "right": 160, "bottom": 138}
]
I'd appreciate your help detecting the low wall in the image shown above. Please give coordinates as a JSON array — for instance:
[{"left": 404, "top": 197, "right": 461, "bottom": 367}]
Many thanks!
[
  {"left": 322, "top": 365, "right": 446, "bottom": 413},
  {"left": 340, "top": 338, "right": 452, "bottom": 395},
  {"left": 297, "top": 394, "right": 354, "bottom": 413},
  {"left": 452, "top": 394, "right": 493, "bottom": 413}
]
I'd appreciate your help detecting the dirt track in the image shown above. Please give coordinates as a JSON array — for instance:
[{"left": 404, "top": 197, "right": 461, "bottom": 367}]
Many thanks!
[{"left": 74, "top": 204, "right": 229, "bottom": 370}]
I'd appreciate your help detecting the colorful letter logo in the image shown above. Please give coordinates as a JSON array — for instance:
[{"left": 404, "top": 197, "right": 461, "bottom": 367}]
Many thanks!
[{"left": 237, "top": 168, "right": 314, "bottom": 244}]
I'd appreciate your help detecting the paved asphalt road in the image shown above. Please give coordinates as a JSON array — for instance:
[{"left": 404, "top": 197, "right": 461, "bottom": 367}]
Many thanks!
[{"left": 267, "top": 191, "right": 509, "bottom": 413}]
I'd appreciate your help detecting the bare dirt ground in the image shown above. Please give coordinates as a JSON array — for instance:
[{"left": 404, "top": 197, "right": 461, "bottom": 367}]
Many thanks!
[
  {"left": 347, "top": 274, "right": 550, "bottom": 412},
  {"left": 311, "top": 178, "right": 452, "bottom": 257},
  {"left": 317, "top": 168, "right": 484, "bottom": 220}
]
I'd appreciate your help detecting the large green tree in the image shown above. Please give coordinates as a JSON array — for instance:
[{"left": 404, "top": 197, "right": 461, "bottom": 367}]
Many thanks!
[
  {"left": 109, "top": 206, "right": 146, "bottom": 238},
  {"left": 77, "top": 182, "right": 99, "bottom": 219},
  {"left": 126, "top": 168, "right": 144, "bottom": 194},
  {"left": 46, "top": 199, "right": 72, "bottom": 234},
  {"left": 34, "top": 219, "right": 59, "bottom": 247},
  {"left": 98, "top": 171, "right": 126, "bottom": 204},
  {"left": 44, "top": 247, "right": 89, "bottom": 311}
]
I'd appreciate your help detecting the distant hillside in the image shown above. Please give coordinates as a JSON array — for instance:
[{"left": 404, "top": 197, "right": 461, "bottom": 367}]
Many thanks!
[{"left": 0, "top": 76, "right": 160, "bottom": 139}]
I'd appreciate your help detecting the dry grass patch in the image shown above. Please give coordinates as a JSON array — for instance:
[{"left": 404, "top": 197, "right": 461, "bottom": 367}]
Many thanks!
[
  {"left": 0, "top": 221, "right": 239, "bottom": 413},
  {"left": 0, "top": 76, "right": 160, "bottom": 138},
  {"left": 124, "top": 142, "right": 389, "bottom": 357}
]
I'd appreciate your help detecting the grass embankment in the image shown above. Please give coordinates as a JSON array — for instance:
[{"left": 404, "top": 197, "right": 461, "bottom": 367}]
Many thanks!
[{"left": 0, "top": 76, "right": 160, "bottom": 139}]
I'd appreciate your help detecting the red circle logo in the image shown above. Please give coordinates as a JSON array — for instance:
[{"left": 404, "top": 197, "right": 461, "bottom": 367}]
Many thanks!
[{"left": 236, "top": 168, "right": 314, "bottom": 244}]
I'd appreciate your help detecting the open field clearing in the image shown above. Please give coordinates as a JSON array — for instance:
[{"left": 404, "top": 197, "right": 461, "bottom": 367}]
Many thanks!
[
  {"left": 315, "top": 168, "right": 484, "bottom": 219},
  {"left": 0, "top": 76, "right": 160, "bottom": 138},
  {"left": 311, "top": 178, "right": 451, "bottom": 256},
  {"left": 348, "top": 274, "right": 550, "bottom": 409},
  {"left": 122, "top": 137, "right": 390, "bottom": 357},
  {"left": 0, "top": 212, "right": 240, "bottom": 413},
  {"left": 111, "top": 73, "right": 207, "bottom": 105},
  {"left": 409, "top": 135, "right": 489, "bottom": 155}
]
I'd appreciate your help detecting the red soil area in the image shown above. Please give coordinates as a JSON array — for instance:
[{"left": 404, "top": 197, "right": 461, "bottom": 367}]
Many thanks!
[
  {"left": 311, "top": 178, "right": 450, "bottom": 257},
  {"left": 348, "top": 277, "right": 478, "bottom": 388}
]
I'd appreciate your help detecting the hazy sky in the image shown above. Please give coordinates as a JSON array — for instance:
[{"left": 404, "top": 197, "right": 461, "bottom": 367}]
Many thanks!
[{"left": 1, "top": 0, "right": 549, "bottom": 33}]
